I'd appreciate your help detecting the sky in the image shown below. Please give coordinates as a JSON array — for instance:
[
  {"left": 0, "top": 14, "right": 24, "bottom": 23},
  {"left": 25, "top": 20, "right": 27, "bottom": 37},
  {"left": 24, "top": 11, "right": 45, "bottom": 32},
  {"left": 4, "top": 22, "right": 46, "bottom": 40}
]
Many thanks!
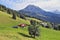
[{"left": 0, "top": 0, "right": 60, "bottom": 11}]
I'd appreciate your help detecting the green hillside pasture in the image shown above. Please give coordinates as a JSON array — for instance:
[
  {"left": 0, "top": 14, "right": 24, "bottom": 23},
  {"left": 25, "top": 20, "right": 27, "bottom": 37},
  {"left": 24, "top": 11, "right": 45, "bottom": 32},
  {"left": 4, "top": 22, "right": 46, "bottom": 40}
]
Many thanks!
[{"left": 0, "top": 11, "right": 60, "bottom": 40}]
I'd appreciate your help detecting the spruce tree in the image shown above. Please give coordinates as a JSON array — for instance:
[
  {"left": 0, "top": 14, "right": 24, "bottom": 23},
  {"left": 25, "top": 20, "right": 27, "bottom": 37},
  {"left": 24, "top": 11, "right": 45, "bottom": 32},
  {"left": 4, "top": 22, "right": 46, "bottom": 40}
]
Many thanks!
[
  {"left": 12, "top": 12, "right": 16, "bottom": 20},
  {"left": 28, "top": 20, "right": 40, "bottom": 38}
]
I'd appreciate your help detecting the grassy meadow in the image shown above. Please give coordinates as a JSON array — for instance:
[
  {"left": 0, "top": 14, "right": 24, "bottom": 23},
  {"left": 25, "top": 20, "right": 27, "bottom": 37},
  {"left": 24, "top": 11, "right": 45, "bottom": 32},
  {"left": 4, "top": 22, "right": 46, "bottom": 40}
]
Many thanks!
[{"left": 0, "top": 11, "right": 60, "bottom": 40}]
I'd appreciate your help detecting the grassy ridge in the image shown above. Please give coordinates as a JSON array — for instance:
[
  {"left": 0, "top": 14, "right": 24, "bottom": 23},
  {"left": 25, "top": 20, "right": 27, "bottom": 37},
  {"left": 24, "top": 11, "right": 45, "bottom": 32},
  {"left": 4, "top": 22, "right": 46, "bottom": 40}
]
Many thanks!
[{"left": 0, "top": 11, "right": 60, "bottom": 40}]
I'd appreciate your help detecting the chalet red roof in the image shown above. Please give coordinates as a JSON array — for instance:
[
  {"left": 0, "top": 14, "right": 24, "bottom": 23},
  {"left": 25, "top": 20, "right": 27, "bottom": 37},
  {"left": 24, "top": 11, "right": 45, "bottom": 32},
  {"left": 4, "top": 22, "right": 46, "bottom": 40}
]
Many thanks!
[{"left": 18, "top": 24, "right": 26, "bottom": 27}]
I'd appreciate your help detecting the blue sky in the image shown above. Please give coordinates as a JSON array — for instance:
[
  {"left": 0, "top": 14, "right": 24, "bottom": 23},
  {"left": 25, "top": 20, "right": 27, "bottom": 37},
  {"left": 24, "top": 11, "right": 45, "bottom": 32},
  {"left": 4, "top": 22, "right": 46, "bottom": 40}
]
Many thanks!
[{"left": 0, "top": 0, "right": 60, "bottom": 11}]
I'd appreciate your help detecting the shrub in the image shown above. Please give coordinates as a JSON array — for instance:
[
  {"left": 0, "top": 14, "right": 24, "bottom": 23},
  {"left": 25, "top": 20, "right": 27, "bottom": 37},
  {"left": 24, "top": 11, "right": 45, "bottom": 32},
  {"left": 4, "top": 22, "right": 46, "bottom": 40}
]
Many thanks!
[
  {"left": 20, "top": 14, "right": 26, "bottom": 20},
  {"left": 58, "top": 25, "right": 60, "bottom": 30},
  {"left": 12, "top": 13, "right": 16, "bottom": 20},
  {"left": 28, "top": 20, "right": 40, "bottom": 38},
  {"left": 30, "top": 20, "right": 37, "bottom": 26},
  {"left": 28, "top": 25, "right": 40, "bottom": 38}
]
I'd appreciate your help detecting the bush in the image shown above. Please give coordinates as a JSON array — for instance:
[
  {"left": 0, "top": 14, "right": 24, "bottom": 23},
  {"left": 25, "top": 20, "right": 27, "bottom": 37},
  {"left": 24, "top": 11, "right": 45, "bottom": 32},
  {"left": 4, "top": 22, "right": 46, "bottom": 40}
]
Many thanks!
[
  {"left": 20, "top": 14, "right": 26, "bottom": 20},
  {"left": 12, "top": 13, "right": 16, "bottom": 20},
  {"left": 58, "top": 25, "right": 60, "bottom": 30},
  {"left": 28, "top": 20, "right": 40, "bottom": 38},
  {"left": 28, "top": 25, "right": 40, "bottom": 38},
  {"left": 30, "top": 20, "right": 37, "bottom": 26}
]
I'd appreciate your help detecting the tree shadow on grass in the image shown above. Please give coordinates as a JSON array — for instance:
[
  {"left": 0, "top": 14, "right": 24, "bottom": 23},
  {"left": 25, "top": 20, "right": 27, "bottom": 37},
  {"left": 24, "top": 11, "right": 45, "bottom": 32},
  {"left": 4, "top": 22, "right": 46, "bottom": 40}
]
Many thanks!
[{"left": 18, "top": 32, "right": 34, "bottom": 38}]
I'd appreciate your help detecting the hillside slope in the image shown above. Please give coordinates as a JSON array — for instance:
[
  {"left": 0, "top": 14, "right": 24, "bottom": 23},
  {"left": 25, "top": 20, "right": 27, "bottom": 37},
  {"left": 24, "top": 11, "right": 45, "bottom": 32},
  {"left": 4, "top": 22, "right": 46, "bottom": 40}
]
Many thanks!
[
  {"left": 0, "top": 11, "right": 30, "bottom": 27},
  {"left": 0, "top": 11, "right": 60, "bottom": 40}
]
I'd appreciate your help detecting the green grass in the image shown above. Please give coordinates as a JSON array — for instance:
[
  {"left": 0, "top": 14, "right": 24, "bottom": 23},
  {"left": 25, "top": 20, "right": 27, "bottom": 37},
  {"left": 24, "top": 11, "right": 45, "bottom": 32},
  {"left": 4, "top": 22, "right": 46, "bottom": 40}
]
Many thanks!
[
  {"left": 0, "top": 11, "right": 60, "bottom": 40},
  {"left": 26, "top": 17, "right": 42, "bottom": 22},
  {"left": 41, "top": 27, "right": 60, "bottom": 40}
]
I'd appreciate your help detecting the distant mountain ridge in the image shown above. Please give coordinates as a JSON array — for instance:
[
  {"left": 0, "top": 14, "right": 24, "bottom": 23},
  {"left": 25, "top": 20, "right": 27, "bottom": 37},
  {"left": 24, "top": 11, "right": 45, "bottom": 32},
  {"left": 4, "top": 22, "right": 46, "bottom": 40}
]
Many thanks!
[
  {"left": 19, "top": 5, "right": 60, "bottom": 24},
  {"left": 53, "top": 10, "right": 60, "bottom": 14}
]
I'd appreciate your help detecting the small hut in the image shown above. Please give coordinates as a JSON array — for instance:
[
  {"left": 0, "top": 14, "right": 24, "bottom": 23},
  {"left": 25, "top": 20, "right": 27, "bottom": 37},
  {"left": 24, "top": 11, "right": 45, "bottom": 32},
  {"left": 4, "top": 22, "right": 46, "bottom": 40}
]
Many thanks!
[{"left": 18, "top": 24, "right": 26, "bottom": 28}]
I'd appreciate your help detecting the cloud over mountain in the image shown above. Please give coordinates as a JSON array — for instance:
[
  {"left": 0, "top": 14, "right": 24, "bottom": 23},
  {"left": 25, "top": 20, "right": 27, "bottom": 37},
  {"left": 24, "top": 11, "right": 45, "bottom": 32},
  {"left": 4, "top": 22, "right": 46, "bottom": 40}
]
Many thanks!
[{"left": 0, "top": 0, "right": 60, "bottom": 11}]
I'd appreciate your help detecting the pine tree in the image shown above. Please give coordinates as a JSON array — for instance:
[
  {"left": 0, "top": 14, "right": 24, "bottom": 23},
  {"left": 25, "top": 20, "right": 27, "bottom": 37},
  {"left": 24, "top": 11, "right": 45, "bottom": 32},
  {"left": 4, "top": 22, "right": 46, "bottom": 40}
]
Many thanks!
[
  {"left": 12, "top": 12, "right": 16, "bottom": 20},
  {"left": 28, "top": 20, "right": 40, "bottom": 38},
  {"left": 20, "top": 14, "right": 26, "bottom": 20}
]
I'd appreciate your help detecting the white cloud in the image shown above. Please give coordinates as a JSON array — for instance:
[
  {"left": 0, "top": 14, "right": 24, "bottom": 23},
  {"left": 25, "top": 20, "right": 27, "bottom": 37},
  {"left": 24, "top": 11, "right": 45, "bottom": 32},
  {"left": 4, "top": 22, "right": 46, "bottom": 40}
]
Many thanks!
[
  {"left": 0, "top": 0, "right": 60, "bottom": 11},
  {"left": 30, "top": 0, "right": 60, "bottom": 11},
  {"left": 12, "top": 0, "right": 60, "bottom": 11}
]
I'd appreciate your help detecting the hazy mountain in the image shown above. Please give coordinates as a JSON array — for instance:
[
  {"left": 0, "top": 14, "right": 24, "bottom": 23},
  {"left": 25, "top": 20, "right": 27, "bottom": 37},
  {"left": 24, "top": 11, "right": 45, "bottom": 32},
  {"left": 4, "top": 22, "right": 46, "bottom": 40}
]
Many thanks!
[
  {"left": 19, "top": 5, "right": 60, "bottom": 24},
  {"left": 53, "top": 10, "right": 60, "bottom": 14}
]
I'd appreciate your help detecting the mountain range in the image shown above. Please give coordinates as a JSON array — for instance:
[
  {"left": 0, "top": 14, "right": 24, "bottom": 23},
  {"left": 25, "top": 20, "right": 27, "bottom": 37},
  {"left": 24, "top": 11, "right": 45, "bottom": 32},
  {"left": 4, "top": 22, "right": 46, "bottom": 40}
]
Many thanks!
[{"left": 19, "top": 5, "right": 60, "bottom": 24}]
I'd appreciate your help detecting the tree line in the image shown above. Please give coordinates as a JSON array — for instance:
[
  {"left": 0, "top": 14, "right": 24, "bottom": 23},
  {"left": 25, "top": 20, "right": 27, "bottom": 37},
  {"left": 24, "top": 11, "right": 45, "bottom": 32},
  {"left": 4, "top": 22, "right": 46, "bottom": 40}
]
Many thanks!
[{"left": 0, "top": 4, "right": 26, "bottom": 20}]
